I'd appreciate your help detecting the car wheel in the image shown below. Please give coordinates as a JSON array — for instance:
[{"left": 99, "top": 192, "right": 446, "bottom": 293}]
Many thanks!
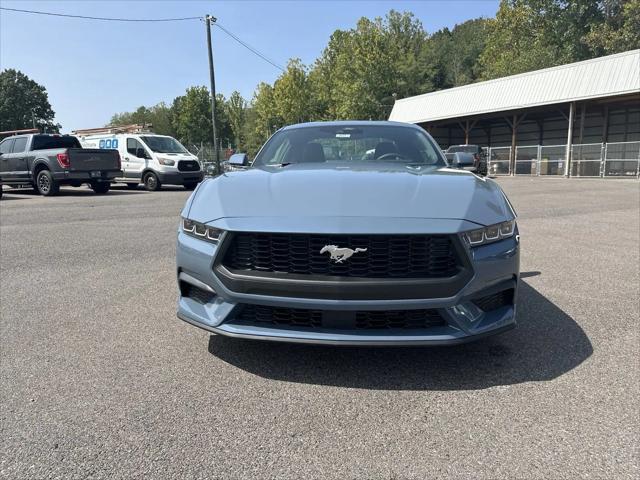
[
  {"left": 183, "top": 182, "right": 198, "bottom": 191},
  {"left": 125, "top": 183, "right": 139, "bottom": 190},
  {"left": 36, "top": 169, "right": 60, "bottom": 196},
  {"left": 143, "top": 172, "right": 161, "bottom": 191},
  {"left": 90, "top": 181, "right": 110, "bottom": 194}
]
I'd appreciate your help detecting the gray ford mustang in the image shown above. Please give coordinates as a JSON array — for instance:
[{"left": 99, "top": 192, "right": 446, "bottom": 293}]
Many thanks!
[{"left": 176, "top": 121, "right": 519, "bottom": 345}]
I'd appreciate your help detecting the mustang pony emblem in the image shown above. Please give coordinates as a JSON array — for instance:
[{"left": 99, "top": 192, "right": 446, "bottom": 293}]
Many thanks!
[{"left": 320, "top": 245, "right": 367, "bottom": 263}]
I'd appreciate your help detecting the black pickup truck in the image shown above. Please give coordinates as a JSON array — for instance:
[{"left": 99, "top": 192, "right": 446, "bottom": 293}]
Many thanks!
[{"left": 0, "top": 134, "right": 121, "bottom": 196}]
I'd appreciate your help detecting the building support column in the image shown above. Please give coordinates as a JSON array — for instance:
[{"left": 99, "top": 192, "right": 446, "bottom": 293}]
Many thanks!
[
  {"left": 505, "top": 114, "right": 520, "bottom": 176},
  {"left": 564, "top": 102, "right": 575, "bottom": 177}
]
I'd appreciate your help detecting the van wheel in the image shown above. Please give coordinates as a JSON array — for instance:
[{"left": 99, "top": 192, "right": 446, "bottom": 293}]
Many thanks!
[
  {"left": 90, "top": 181, "right": 110, "bottom": 194},
  {"left": 36, "top": 169, "right": 60, "bottom": 196},
  {"left": 143, "top": 172, "right": 161, "bottom": 191},
  {"left": 125, "top": 183, "right": 138, "bottom": 190},
  {"left": 184, "top": 182, "right": 198, "bottom": 191}
]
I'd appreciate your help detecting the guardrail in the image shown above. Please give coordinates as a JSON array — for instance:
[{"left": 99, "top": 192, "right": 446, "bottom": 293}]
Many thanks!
[{"left": 486, "top": 141, "right": 639, "bottom": 178}]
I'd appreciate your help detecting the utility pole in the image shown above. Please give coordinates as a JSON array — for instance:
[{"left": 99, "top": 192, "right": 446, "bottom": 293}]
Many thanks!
[
  {"left": 31, "top": 108, "right": 36, "bottom": 130},
  {"left": 205, "top": 14, "right": 220, "bottom": 173}
]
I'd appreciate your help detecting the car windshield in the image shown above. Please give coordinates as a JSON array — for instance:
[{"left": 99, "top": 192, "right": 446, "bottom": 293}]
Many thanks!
[
  {"left": 253, "top": 124, "right": 445, "bottom": 167},
  {"left": 140, "top": 136, "right": 189, "bottom": 154}
]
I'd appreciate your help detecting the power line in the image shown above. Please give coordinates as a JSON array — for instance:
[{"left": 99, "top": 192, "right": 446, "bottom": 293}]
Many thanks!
[
  {"left": 0, "top": 6, "right": 201, "bottom": 22},
  {"left": 0, "top": 6, "right": 287, "bottom": 72},
  {"left": 215, "top": 23, "right": 285, "bottom": 72}
]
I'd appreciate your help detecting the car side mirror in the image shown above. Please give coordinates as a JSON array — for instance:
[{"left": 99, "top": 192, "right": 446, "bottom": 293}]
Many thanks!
[
  {"left": 136, "top": 148, "right": 148, "bottom": 159},
  {"left": 452, "top": 152, "right": 475, "bottom": 168},
  {"left": 228, "top": 153, "right": 248, "bottom": 166}
]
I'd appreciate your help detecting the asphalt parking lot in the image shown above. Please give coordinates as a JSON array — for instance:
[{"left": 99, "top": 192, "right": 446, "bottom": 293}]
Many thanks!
[{"left": 1, "top": 177, "right": 638, "bottom": 479}]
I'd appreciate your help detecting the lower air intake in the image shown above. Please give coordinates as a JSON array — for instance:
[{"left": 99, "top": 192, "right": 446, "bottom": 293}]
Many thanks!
[{"left": 233, "top": 305, "right": 445, "bottom": 330}]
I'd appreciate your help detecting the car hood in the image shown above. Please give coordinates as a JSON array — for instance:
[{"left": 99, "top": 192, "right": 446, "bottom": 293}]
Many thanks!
[{"left": 185, "top": 164, "right": 514, "bottom": 231}]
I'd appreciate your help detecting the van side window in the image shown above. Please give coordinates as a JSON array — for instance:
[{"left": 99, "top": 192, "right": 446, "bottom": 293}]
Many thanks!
[
  {"left": 127, "top": 138, "right": 144, "bottom": 155},
  {"left": 12, "top": 137, "right": 28, "bottom": 153},
  {"left": 0, "top": 139, "right": 14, "bottom": 154}
]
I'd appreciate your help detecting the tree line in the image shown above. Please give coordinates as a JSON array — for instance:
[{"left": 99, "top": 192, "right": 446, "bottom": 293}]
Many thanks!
[{"left": 2, "top": 1, "right": 637, "bottom": 153}]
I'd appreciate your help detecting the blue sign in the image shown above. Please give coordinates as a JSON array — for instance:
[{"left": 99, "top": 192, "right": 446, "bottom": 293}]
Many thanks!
[{"left": 98, "top": 138, "right": 118, "bottom": 149}]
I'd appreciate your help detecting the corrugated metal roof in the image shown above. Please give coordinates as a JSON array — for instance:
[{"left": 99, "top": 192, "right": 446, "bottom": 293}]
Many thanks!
[{"left": 389, "top": 50, "right": 640, "bottom": 124}]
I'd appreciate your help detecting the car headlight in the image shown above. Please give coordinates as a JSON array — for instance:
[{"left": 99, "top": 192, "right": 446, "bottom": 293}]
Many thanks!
[
  {"left": 158, "top": 158, "right": 175, "bottom": 166},
  {"left": 464, "top": 220, "right": 516, "bottom": 246},
  {"left": 181, "top": 218, "right": 223, "bottom": 243}
]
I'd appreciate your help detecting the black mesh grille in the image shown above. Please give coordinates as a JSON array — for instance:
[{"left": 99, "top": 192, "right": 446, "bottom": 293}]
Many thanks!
[
  {"left": 222, "top": 233, "right": 460, "bottom": 278},
  {"left": 236, "top": 305, "right": 322, "bottom": 328},
  {"left": 178, "top": 160, "right": 200, "bottom": 172},
  {"left": 472, "top": 288, "right": 514, "bottom": 312},
  {"left": 233, "top": 305, "right": 445, "bottom": 330},
  {"left": 355, "top": 310, "right": 444, "bottom": 329}
]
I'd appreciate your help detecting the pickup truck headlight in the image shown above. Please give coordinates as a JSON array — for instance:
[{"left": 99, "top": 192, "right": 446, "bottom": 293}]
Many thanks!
[
  {"left": 464, "top": 220, "right": 516, "bottom": 246},
  {"left": 182, "top": 218, "right": 223, "bottom": 243},
  {"left": 158, "top": 158, "right": 175, "bottom": 166}
]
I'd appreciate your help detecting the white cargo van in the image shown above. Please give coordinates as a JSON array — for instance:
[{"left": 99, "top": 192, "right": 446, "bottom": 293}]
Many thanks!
[{"left": 78, "top": 133, "right": 204, "bottom": 191}]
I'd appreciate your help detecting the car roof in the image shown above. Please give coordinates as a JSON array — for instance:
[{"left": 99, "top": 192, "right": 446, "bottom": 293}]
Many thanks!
[{"left": 280, "top": 120, "right": 422, "bottom": 131}]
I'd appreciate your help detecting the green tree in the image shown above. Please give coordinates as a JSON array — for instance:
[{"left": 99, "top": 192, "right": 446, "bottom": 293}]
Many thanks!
[
  {"left": 584, "top": 0, "right": 640, "bottom": 54},
  {"left": 0, "top": 69, "right": 59, "bottom": 132},
  {"left": 427, "top": 18, "right": 489, "bottom": 89},
  {"left": 273, "top": 59, "right": 312, "bottom": 125},
  {"left": 479, "top": 0, "right": 605, "bottom": 79},
  {"left": 226, "top": 91, "right": 247, "bottom": 149}
]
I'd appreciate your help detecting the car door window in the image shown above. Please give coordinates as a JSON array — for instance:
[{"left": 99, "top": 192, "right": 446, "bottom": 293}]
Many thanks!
[
  {"left": 11, "top": 137, "right": 28, "bottom": 153},
  {"left": 0, "top": 139, "right": 14, "bottom": 154},
  {"left": 127, "top": 138, "right": 144, "bottom": 156}
]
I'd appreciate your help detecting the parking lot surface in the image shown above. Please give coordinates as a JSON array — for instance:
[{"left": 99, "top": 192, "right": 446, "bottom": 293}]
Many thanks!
[{"left": 1, "top": 178, "right": 638, "bottom": 479}]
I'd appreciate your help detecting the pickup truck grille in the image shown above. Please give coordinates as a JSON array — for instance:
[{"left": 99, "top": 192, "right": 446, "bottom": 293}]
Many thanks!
[
  {"left": 178, "top": 160, "right": 200, "bottom": 172},
  {"left": 222, "top": 233, "right": 460, "bottom": 278},
  {"left": 233, "top": 304, "right": 445, "bottom": 330}
]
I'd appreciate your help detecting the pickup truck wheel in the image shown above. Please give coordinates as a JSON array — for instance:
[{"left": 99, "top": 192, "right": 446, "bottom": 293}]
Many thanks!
[
  {"left": 90, "top": 181, "right": 110, "bottom": 194},
  {"left": 143, "top": 172, "right": 161, "bottom": 191},
  {"left": 36, "top": 170, "right": 59, "bottom": 196},
  {"left": 183, "top": 182, "right": 198, "bottom": 191},
  {"left": 125, "top": 183, "right": 138, "bottom": 190}
]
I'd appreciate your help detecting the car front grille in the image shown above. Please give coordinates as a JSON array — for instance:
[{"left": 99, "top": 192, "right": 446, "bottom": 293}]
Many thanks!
[
  {"left": 233, "top": 304, "right": 446, "bottom": 330},
  {"left": 222, "top": 233, "right": 460, "bottom": 278},
  {"left": 178, "top": 160, "right": 200, "bottom": 172}
]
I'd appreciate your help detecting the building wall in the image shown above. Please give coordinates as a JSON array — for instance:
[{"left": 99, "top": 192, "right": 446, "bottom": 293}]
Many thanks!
[{"left": 427, "top": 98, "right": 640, "bottom": 150}]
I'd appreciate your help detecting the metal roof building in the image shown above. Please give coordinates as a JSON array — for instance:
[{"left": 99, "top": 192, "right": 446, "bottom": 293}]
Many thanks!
[{"left": 389, "top": 50, "right": 640, "bottom": 178}]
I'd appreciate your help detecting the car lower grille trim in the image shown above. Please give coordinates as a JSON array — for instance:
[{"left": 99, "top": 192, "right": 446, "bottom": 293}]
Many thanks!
[{"left": 231, "top": 304, "right": 446, "bottom": 331}]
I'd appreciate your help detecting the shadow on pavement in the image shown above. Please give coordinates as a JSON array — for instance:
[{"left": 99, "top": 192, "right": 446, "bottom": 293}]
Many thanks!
[{"left": 207, "top": 277, "right": 593, "bottom": 391}]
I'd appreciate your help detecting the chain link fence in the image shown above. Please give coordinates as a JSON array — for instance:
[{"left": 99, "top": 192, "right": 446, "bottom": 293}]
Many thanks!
[
  {"left": 539, "top": 145, "right": 566, "bottom": 176},
  {"left": 487, "top": 141, "right": 639, "bottom": 178},
  {"left": 571, "top": 143, "right": 603, "bottom": 177},
  {"left": 604, "top": 141, "right": 640, "bottom": 177},
  {"left": 487, "top": 147, "right": 511, "bottom": 176}
]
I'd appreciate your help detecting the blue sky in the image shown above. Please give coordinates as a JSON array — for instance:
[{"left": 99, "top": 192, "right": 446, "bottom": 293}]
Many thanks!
[{"left": 0, "top": 0, "right": 499, "bottom": 131}]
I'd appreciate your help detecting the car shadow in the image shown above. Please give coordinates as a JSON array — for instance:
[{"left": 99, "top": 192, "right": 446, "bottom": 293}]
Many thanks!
[{"left": 206, "top": 277, "right": 593, "bottom": 391}]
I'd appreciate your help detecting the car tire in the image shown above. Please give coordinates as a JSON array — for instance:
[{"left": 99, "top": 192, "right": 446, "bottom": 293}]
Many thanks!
[
  {"left": 35, "top": 169, "right": 60, "bottom": 196},
  {"left": 143, "top": 172, "right": 161, "bottom": 191},
  {"left": 90, "top": 181, "right": 110, "bottom": 194},
  {"left": 184, "top": 182, "right": 198, "bottom": 191}
]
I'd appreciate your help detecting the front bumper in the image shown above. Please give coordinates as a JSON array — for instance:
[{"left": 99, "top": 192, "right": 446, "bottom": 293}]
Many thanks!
[
  {"left": 53, "top": 170, "right": 121, "bottom": 182},
  {"left": 156, "top": 170, "right": 204, "bottom": 185},
  {"left": 176, "top": 227, "right": 520, "bottom": 346}
]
